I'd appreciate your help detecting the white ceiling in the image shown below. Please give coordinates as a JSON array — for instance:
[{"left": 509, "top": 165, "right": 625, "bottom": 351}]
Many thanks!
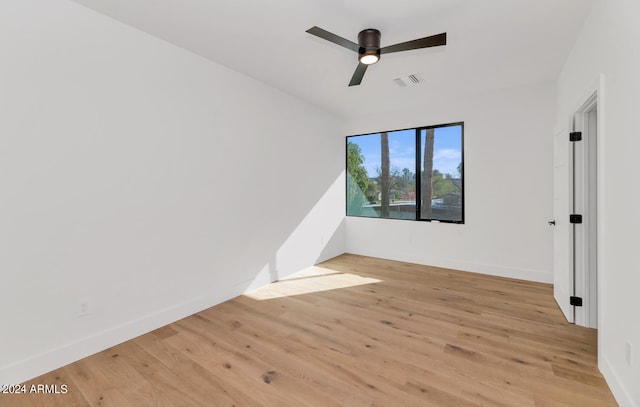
[{"left": 71, "top": 0, "right": 593, "bottom": 117}]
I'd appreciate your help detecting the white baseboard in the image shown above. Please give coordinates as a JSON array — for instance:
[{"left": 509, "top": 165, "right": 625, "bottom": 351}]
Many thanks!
[
  {"left": 345, "top": 250, "right": 553, "bottom": 284},
  {"left": 600, "top": 355, "right": 638, "bottom": 407},
  {"left": 0, "top": 279, "right": 252, "bottom": 385},
  {"left": 0, "top": 250, "right": 553, "bottom": 387}
]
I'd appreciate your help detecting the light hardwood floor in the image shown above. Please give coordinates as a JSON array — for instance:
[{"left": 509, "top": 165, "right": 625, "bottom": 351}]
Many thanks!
[{"left": 1, "top": 254, "right": 617, "bottom": 406}]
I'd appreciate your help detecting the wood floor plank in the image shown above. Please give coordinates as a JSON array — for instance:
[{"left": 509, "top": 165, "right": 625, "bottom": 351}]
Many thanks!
[
  {"left": 3, "top": 254, "right": 618, "bottom": 406},
  {"left": 62, "top": 358, "right": 134, "bottom": 407},
  {"left": 199, "top": 302, "right": 429, "bottom": 407}
]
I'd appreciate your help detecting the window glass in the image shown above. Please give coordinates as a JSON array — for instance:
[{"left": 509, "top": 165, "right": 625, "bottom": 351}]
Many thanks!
[
  {"left": 347, "top": 123, "right": 463, "bottom": 223},
  {"left": 346, "top": 130, "right": 415, "bottom": 219},
  {"left": 420, "top": 125, "right": 463, "bottom": 222}
]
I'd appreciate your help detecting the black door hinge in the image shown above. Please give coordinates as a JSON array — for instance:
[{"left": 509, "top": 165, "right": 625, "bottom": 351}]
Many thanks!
[
  {"left": 570, "top": 214, "right": 583, "bottom": 224},
  {"left": 570, "top": 132, "right": 582, "bottom": 142},
  {"left": 570, "top": 296, "right": 583, "bottom": 307}
]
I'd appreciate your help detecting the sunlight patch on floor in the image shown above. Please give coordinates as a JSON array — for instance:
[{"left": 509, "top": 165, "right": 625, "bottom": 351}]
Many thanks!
[{"left": 244, "top": 266, "right": 381, "bottom": 300}]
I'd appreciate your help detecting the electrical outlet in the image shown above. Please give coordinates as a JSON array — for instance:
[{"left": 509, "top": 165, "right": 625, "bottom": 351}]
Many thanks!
[
  {"left": 626, "top": 341, "right": 633, "bottom": 367},
  {"left": 78, "top": 299, "right": 90, "bottom": 317}
]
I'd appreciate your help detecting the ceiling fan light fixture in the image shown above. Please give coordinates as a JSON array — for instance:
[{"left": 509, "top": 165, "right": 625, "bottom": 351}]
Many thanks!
[{"left": 359, "top": 53, "right": 379, "bottom": 65}]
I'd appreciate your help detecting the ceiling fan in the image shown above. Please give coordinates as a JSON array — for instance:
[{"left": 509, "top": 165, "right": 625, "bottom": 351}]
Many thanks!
[{"left": 306, "top": 26, "right": 447, "bottom": 87}]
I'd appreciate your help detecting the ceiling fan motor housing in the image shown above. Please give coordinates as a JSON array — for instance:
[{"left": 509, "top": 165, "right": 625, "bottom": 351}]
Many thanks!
[{"left": 358, "top": 29, "right": 381, "bottom": 62}]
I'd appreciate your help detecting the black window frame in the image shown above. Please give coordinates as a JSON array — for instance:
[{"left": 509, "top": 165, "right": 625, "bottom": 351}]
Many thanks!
[{"left": 345, "top": 121, "right": 464, "bottom": 224}]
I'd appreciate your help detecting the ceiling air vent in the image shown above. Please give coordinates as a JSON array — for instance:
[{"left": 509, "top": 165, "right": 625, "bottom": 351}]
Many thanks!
[{"left": 393, "top": 74, "right": 423, "bottom": 87}]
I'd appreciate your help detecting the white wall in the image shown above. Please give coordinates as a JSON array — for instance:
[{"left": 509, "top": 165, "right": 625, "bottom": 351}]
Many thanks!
[
  {"left": 344, "top": 83, "right": 555, "bottom": 283},
  {"left": 557, "top": 0, "right": 640, "bottom": 405},
  {"left": 0, "top": 0, "right": 344, "bottom": 384}
]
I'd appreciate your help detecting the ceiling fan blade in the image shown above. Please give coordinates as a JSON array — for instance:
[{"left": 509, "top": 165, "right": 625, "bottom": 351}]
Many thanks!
[
  {"left": 348, "top": 63, "right": 368, "bottom": 87},
  {"left": 306, "top": 26, "right": 359, "bottom": 52},
  {"left": 380, "top": 32, "right": 447, "bottom": 54}
]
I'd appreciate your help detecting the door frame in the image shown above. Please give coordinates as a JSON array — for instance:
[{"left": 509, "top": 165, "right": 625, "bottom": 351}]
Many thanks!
[
  {"left": 566, "top": 74, "right": 604, "bottom": 331},
  {"left": 573, "top": 91, "right": 598, "bottom": 328}
]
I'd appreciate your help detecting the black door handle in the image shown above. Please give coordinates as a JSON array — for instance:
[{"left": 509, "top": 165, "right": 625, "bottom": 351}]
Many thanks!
[{"left": 548, "top": 220, "right": 556, "bottom": 226}]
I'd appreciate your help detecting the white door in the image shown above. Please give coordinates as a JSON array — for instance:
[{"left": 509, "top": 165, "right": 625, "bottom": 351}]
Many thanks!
[{"left": 553, "top": 127, "right": 574, "bottom": 323}]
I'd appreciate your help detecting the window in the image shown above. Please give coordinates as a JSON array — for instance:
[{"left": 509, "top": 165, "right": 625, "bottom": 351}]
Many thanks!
[{"left": 346, "top": 122, "right": 464, "bottom": 223}]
